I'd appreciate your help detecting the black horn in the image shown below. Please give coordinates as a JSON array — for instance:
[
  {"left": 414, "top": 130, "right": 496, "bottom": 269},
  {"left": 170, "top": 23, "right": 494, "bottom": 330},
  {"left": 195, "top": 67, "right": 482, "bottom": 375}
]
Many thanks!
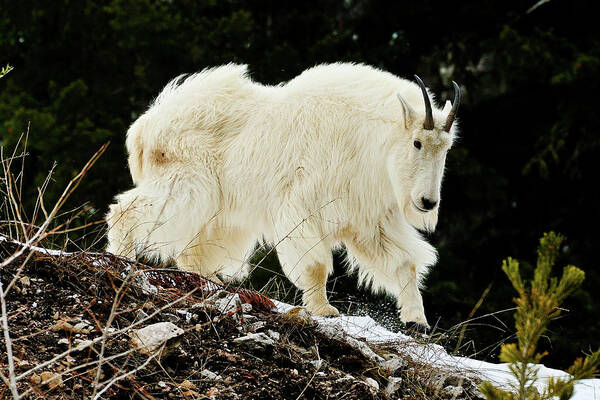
[
  {"left": 443, "top": 81, "right": 461, "bottom": 132},
  {"left": 414, "top": 75, "right": 434, "bottom": 130}
]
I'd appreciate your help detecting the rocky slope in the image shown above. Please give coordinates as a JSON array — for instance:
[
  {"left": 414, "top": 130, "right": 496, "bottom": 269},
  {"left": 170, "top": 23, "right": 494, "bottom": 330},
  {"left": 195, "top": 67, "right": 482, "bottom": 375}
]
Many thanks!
[{"left": 1, "top": 236, "right": 597, "bottom": 399}]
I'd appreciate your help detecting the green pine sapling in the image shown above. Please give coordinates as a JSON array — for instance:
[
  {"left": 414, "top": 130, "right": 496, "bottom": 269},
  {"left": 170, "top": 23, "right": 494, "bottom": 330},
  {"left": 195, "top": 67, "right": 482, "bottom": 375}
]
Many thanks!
[{"left": 480, "top": 232, "right": 600, "bottom": 400}]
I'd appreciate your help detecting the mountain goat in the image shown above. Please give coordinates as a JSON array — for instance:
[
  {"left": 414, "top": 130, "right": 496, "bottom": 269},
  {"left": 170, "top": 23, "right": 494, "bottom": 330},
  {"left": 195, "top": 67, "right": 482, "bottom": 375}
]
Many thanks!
[{"left": 106, "top": 63, "right": 461, "bottom": 330}]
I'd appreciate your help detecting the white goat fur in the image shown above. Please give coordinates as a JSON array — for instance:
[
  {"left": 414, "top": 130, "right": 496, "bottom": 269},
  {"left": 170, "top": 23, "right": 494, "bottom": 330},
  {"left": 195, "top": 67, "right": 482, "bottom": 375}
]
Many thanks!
[{"left": 106, "top": 63, "right": 457, "bottom": 325}]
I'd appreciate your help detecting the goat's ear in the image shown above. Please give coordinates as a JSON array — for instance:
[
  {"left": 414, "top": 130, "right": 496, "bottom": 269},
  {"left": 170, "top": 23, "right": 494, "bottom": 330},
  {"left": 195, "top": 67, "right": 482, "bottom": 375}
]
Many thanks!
[
  {"left": 442, "top": 99, "right": 452, "bottom": 115},
  {"left": 396, "top": 93, "right": 415, "bottom": 129}
]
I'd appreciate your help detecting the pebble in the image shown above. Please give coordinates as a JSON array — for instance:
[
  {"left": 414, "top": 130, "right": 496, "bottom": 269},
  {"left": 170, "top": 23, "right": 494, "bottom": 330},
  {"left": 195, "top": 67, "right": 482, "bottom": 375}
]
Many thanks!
[
  {"left": 365, "top": 377, "right": 379, "bottom": 390},
  {"left": 29, "top": 373, "right": 41, "bottom": 385},
  {"left": 135, "top": 309, "right": 150, "bottom": 321},
  {"left": 208, "top": 291, "right": 242, "bottom": 315},
  {"left": 241, "top": 303, "right": 252, "bottom": 313},
  {"left": 180, "top": 379, "right": 198, "bottom": 390},
  {"left": 201, "top": 369, "right": 222, "bottom": 380},
  {"left": 73, "top": 339, "right": 92, "bottom": 350},
  {"left": 248, "top": 321, "right": 266, "bottom": 332},
  {"left": 443, "top": 385, "right": 464, "bottom": 397},
  {"left": 385, "top": 376, "right": 402, "bottom": 395},
  {"left": 266, "top": 329, "right": 280, "bottom": 341},
  {"left": 283, "top": 307, "right": 313, "bottom": 325},
  {"left": 233, "top": 332, "right": 275, "bottom": 351},
  {"left": 40, "top": 371, "right": 64, "bottom": 389},
  {"left": 130, "top": 322, "right": 184, "bottom": 355},
  {"left": 380, "top": 357, "right": 406, "bottom": 375}
]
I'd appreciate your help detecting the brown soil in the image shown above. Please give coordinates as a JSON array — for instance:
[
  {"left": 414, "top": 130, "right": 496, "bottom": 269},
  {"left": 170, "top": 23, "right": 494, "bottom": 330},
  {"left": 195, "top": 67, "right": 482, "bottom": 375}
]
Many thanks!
[{"left": 0, "top": 238, "right": 480, "bottom": 399}]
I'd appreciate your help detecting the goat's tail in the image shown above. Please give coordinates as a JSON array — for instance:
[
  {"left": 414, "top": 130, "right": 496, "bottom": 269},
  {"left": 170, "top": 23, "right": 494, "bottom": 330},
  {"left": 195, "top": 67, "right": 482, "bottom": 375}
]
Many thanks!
[{"left": 125, "top": 116, "right": 147, "bottom": 184}]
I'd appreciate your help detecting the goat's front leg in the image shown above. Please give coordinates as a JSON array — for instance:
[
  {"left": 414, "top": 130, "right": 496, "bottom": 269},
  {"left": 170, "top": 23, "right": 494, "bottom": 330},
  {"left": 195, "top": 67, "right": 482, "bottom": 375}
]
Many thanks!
[
  {"left": 344, "top": 222, "right": 435, "bottom": 332},
  {"left": 395, "top": 262, "right": 429, "bottom": 330}
]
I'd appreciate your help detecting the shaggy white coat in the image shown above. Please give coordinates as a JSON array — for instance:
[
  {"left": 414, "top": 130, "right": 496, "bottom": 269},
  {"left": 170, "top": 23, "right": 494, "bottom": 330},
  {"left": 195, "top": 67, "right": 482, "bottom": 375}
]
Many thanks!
[{"left": 106, "top": 63, "right": 457, "bottom": 326}]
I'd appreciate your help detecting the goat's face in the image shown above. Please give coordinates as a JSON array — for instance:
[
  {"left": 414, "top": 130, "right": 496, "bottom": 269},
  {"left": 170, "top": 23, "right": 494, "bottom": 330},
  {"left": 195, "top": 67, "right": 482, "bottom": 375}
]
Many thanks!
[{"left": 387, "top": 77, "right": 460, "bottom": 232}]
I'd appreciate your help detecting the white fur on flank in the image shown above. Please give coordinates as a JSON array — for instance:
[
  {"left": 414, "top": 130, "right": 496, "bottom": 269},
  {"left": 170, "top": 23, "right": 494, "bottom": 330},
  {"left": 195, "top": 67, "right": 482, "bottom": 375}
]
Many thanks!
[{"left": 106, "top": 63, "right": 458, "bottom": 326}]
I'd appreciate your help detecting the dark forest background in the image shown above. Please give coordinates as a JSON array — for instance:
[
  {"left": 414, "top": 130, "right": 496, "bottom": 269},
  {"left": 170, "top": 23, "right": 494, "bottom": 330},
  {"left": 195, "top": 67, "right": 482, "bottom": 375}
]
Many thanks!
[{"left": 1, "top": 0, "right": 599, "bottom": 370}]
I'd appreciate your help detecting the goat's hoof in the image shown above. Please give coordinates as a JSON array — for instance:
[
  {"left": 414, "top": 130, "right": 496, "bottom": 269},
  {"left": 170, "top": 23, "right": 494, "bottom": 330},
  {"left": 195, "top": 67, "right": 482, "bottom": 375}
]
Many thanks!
[
  {"left": 310, "top": 304, "right": 340, "bottom": 317},
  {"left": 405, "top": 321, "right": 430, "bottom": 336}
]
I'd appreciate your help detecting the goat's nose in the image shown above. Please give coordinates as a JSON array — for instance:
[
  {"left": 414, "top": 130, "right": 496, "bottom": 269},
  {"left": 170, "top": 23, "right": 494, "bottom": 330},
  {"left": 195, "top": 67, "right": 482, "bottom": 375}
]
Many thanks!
[{"left": 421, "top": 197, "right": 438, "bottom": 211}]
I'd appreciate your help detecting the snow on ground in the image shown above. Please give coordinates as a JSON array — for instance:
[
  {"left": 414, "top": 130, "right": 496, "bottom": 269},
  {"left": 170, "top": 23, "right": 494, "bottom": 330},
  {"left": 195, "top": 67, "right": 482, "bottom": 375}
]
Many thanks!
[
  {"left": 0, "top": 234, "right": 69, "bottom": 256},
  {"left": 274, "top": 300, "right": 600, "bottom": 399}
]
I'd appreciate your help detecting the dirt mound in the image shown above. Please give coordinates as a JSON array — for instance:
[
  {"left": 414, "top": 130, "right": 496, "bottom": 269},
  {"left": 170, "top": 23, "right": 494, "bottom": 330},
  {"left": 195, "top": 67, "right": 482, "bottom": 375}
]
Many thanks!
[{"left": 0, "top": 238, "right": 482, "bottom": 399}]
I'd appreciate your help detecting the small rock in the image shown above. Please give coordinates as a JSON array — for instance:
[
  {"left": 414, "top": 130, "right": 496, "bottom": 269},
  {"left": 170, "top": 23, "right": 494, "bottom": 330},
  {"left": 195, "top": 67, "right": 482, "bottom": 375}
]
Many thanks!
[
  {"left": 309, "top": 360, "right": 323, "bottom": 370},
  {"left": 73, "top": 321, "right": 91, "bottom": 334},
  {"left": 58, "top": 338, "right": 69, "bottom": 346},
  {"left": 73, "top": 339, "right": 93, "bottom": 350},
  {"left": 385, "top": 376, "right": 402, "bottom": 395},
  {"left": 443, "top": 385, "right": 464, "bottom": 397},
  {"left": 233, "top": 332, "right": 275, "bottom": 352},
  {"left": 443, "top": 373, "right": 473, "bottom": 388},
  {"left": 19, "top": 276, "right": 31, "bottom": 286},
  {"left": 130, "top": 269, "right": 158, "bottom": 295},
  {"left": 158, "top": 381, "right": 168, "bottom": 388},
  {"left": 29, "top": 373, "right": 41, "bottom": 385},
  {"left": 381, "top": 357, "right": 406, "bottom": 375},
  {"left": 51, "top": 320, "right": 76, "bottom": 333},
  {"left": 283, "top": 307, "right": 313, "bottom": 326},
  {"left": 180, "top": 379, "right": 197, "bottom": 390},
  {"left": 130, "top": 322, "right": 184, "bottom": 355},
  {"left": 201, "top": 369, "right": 222, "bottom": 380},
  {"left": 241, "top": 303, "right": 252, "bottom": 313},
  {"left": 266, "top": 330, "right": 280, "bottom": 341},
  {"left": 135, "top": 309, "right": 150, "bottom": 321},
  {"left": 208, "top": 291, "right": 242, "bottom": 314},
  {"left": 40, "top": 371, "right": 63, "bottom": 389},
  {"left": 242, "top": 314, "right": 258, "bottom": 322},
  {"left": 365, "top": 377, "right": 379, "bottom": 390},
  {"left": 176, "top": 309, "right": 193, "bottom": 321}
]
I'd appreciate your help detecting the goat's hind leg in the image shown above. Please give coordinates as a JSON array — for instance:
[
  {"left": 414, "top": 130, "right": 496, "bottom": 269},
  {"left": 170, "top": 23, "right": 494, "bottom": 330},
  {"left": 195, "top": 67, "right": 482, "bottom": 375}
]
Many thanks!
[
  {"left": 176, "top": 226, "right": 256, "bottom": 281},
  {"left": 106, "top": 174, "right": 220, "bottom": 265},
  {"left": 276, "top": 237, "right": 339, "bottom": 317}
]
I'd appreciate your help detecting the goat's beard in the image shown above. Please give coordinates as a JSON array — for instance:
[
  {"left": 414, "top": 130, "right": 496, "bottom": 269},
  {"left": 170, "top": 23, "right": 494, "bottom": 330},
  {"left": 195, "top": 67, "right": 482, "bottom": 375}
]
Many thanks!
[{"left": 403, "top": 200, "right": 439, "bottom": 232}]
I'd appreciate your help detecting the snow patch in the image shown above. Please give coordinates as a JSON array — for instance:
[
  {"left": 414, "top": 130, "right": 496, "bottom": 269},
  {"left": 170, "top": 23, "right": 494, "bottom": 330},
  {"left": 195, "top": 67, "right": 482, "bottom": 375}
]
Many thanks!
[{"left": 273, "top": 300, "right": 600, "bottom": 399}]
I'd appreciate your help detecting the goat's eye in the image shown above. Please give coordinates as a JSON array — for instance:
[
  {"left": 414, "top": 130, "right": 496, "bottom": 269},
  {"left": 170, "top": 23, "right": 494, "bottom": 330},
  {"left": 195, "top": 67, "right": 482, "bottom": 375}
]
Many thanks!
[{"left": 413, "top": 140, "right": 422, "bottom": 150}]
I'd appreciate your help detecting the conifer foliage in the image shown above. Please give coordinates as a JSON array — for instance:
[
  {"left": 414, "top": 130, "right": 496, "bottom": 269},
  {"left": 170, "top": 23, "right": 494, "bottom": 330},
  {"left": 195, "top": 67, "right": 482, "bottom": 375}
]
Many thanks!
[{"left": 480, "top": 232, "right": 600, "bottom": 399}]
